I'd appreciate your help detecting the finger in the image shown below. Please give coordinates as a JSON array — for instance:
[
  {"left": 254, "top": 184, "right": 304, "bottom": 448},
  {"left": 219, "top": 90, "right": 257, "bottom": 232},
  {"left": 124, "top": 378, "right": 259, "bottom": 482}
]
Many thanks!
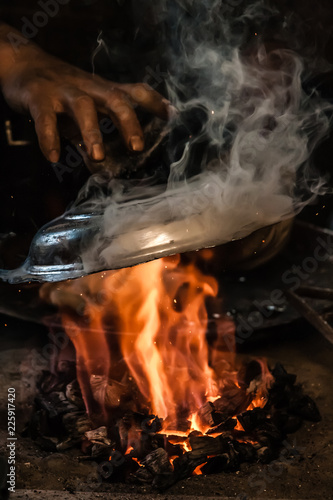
[
  {"left": 29, "top": 104, "right": 60, "bottom": 163},
  {"left": 64, "top": 89, "right": 105, "bottom": 161},
  {"left": 104, "top": 89, "right": 145, "bottom": 151},
  {"left": 119, "top": 83, "right": 171, "bottom": 120}
]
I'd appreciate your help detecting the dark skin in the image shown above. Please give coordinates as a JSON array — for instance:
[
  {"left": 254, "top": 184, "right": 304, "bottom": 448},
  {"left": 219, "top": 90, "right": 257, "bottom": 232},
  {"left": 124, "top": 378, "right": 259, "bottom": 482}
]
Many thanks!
[{"left": 0, "top": 23, "right": 171, "bottom": 163}]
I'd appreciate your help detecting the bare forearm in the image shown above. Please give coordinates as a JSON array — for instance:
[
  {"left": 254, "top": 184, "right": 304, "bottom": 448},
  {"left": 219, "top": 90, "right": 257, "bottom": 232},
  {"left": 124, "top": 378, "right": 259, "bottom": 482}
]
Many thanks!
[{"left": 0, "top": 22, "right": 42, "bottom": 84}]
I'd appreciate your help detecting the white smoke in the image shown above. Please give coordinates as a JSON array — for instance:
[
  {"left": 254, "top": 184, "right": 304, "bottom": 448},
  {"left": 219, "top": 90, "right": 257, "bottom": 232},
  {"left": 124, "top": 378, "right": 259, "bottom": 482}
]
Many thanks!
[
  {"left": 1, "top": 0, "right": 332, "bottom": 282},
  {"left": 80, "top": 1, "right": 331, "bottom": 275}
]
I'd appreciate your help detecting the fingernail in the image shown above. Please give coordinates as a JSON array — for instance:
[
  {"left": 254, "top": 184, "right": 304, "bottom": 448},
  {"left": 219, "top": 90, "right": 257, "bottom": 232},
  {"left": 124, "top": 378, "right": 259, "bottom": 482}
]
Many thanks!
[
  {"left": 92, "top": 143, "right": 105, "bottom": 161},
  {"left": 48, "top": 149, "right": 59, "bottom": 163},
  {"left": 130, "top": 135, "right": 144, "bottom": 152}
]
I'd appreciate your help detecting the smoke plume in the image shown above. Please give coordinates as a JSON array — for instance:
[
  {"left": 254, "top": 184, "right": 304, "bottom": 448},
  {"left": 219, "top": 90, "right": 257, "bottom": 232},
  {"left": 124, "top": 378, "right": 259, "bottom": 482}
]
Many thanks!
[{"left": 1, "top": 0, "right": 332, "bottom": 282}]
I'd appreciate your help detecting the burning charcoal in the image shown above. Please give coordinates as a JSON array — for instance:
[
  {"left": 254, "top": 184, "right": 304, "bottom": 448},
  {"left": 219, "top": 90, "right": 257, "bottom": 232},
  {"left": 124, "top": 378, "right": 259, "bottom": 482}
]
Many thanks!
[
  {"left": 141, "top": 415, "right": 163, "bottom": 435},
  {"left": 85, "top": 426, "right": 112, "bottom": 446},
  {"left": 201, "top": 454, "right": 229, "bottom": 474},
  {"left": 188, "top": 435, "right": 227, "bottom": 459},
  {"left": 196, "top": 401, "right": 215, "bottom": 428},
  {"left": 65, "top": 380, "right": 85, "bottom": 409},
  {"left": 164, "top": 440, "right": 184, "bottom": 458},
  {"left": 130, "top": 467, "right": 153, "bottom": 484},
  {"left": 141, "top": 448, "right": 173, "bottom": 475},
  {"left": 214, "top": 386, "right": 251, "bottom": 417},
  {"left": 288, "top": 389, "right": 321, "bottom": 422},
  {"left": 152, "top": 472, "right": 176, "bottom": 490},
  {"left": 90, "top": 375, "right": 130, "bottom": 409},
  {"left": 233, "top": 441, "right": 257, "bottom": 463},
  {"left": 206, "top": 417, "right": 237, "bottom": 435},
  {"left": 237, "top": 360, "right": 263, "bottom": 389},
  {"left": 257, "top": 446, "right": 273, "bottom": 463},
  {"left": 164, "top": 417, "right": 191, "bottom": 434},
  {"left": 237, "top": 408, "right": 267, "bottom": 433},
  {"left": 173, "top": 452, "right": 204, "bottom": 480},
  {"left": 272, "top": 363, "right": 297, "bottom": 388}
]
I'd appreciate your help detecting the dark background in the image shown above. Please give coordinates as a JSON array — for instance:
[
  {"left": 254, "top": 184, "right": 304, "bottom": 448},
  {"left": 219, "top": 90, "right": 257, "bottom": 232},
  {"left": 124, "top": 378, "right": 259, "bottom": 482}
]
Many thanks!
[{"left": 0, "top": 0, "right": 333, "bottom": 270}]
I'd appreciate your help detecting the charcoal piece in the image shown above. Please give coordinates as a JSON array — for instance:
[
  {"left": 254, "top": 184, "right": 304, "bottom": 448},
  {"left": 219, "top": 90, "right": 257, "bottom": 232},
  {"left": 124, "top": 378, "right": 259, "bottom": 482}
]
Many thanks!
[
  {"left": 141, "top": 448, "right": 173, "bottom": 475},
  {"left": 39, "top": 370, "right": 71, "bottom": 394},
  {"left": 130, "top": 467, "right": 154, "bottom": 484},
  {"left": 257, "top": 446, "right": 273, "bottom": 463},
  {"left": 189, "top": 435, "right": 228, "bottom": 459},
  {"left": 165, "top": 418, "right": 191, "bottom": 433},
  {"left": 85, "top": 426, "right": 112, "bottom": 445},
  {"left": 62, "top": 412, "right": 91, "bottom": 437},
  {"left": 90, "top": 375, "right": 129, "bottom": 409},
  {"left": 196, "top": 401, "right": 215, "bottom": 428},
  {"left": 288, "top": 392, "right": 321, "bottom": 422},
  {"left": 76, "top": 415, "right": 92, "bottom": 434},
  {"left": 117, "top": 418, "right": 130, "bottom": 451},
  {"left": 173, "top": 452, "right": 204, "bottom": 480},
  {"left": 201, "top": 454, "right": 229, "bottom": 474},
  {"left": 237, "top": 408, "right": 267, "bottom": 432},
  {"left": 91, "top": 443, "right": 113, "bottom": 458},
  {"left": 233, "top": 441, "right": 257, "bottom": 463},
  {"left": 214, "top": 387, "right": 251, "bottom": 417},
  {"left": 125, "top": 456, "right": 141, "bottom": 476},
  {"left": 188, "top": 430, "right": 203, "bottom": 438},
  {"left": 98, "top": 461, "right": 115, "bottom": 480},
  {"left": 211, "top": 410, "right": 230, "bottom": 426},
  {"left": 237, "top": 360, "right": 263, "bottom": 389},
  {"left": 36, "top": 391, "right": 78, "bottom": 417},
  {"left": 272, "top": 411, "right": 302, "bottom": 434},
  {"left": 56, "top": 437, "right": 81, "bottom": 451},
  {"left": 164, "top": 438, "right": 184, "bottom": 458},
  {"left": 155, "top": 434, "right": 183, "bottom": 457},
  {"left": 66, "top": 380, "right": 85, "bottom": 409},
  {"left": 267, "top": 386, "right": 290, "bottom": 409},
  {"left": 272, "top": 364, "right": 297, "bottom": 388},
  {"left": 206, "top": 417, "right": 237, "bottom": 435},
  {"left": 226, "top": 441, "right": 240, "bottom": 471},
  {"left": 256, "top": 422, "right": 284, "bottom": 446},
  {"left": 141, "top": 415, "right": 163, "bottom": 435},
  {"left": 152, "top": 472, "right": 176, "bottom": 490},
  {"left": 128, "top": 428, "right": 161, "bottom": 460}
]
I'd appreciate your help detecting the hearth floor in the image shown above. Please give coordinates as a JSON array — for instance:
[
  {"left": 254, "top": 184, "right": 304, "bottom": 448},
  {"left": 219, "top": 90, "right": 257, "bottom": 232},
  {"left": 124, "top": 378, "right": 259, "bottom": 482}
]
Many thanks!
[{"left": 0, "top": 318, "right": 332, "bottom": 499}]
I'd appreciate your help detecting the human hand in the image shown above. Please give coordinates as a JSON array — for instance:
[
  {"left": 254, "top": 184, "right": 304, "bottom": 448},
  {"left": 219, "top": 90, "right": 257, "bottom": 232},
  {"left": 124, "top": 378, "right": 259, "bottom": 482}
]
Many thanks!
[{"left": 0, "top": 29, "right": 170, "bottom": 163}]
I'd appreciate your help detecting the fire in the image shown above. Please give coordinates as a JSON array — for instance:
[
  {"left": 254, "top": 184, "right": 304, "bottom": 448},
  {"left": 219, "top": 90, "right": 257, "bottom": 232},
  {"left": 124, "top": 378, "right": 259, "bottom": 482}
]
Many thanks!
[
  {"left": 112, "top": 255, "right": 220, "bottom": 424},
  {"left": 41, "top": 251, "right": 271, "bottom": 442}
]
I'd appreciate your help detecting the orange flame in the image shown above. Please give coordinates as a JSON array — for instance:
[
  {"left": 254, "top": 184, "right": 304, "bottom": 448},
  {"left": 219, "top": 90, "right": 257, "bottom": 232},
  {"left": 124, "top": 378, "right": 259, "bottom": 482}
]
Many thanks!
[{"left": 41, "top": 251, "right": 271, "bottom": 437}]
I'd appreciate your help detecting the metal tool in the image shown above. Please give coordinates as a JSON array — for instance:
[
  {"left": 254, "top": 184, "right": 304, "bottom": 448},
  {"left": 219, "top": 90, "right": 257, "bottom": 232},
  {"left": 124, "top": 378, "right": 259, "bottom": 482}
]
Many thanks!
[{"left": 286, "top": 286, "right": 333, "bottom": 344}]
